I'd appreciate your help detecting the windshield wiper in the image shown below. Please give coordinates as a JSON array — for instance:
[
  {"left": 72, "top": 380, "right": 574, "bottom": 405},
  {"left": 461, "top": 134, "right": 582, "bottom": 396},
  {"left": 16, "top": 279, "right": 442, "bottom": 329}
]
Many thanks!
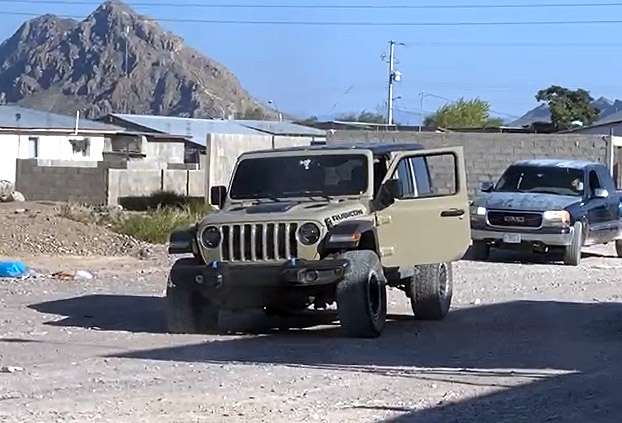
[
  {"left": 238, "top": 193, "right": 282, "bottom": 202},
  {"left": 283, "top": 190, "right": 333, "bottom": 201}
]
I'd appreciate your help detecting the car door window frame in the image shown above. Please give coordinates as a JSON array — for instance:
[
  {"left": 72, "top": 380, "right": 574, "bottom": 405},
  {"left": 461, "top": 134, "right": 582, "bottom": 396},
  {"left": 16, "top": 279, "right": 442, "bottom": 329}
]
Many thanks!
[
  {"left": 389, "top": 152, "right": 460, "bottom": 200},
  {"left": 394, "top": 157, "right": 417, "bottom": 199}
]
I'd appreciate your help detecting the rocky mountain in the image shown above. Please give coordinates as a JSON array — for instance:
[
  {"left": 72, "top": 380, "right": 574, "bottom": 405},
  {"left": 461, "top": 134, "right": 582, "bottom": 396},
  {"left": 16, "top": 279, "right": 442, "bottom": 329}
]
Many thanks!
[
  {"left": 512, "top": 96, "right": 622, "bottom": 127},
  {"left": 0, "top": 0, "right": 263, "bottom": 118}
]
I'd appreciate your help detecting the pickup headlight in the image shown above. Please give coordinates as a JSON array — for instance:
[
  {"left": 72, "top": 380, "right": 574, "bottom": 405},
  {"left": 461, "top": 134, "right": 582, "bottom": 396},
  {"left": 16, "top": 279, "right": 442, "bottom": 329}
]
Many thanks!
[
  {"left": 470, "top": 206, "right": 486, "bottom": 218},
  {"left": 543, "top": 210, "right": 571, "bottom": 227}
]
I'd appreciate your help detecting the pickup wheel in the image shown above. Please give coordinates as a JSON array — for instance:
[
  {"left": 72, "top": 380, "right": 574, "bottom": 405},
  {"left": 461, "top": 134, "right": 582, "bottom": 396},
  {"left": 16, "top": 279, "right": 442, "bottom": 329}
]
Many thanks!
[
  {"left": 616, "top": 240, "right": 622, "bottom": 258},
  {"left": 166, "top": 258, "right": 219, "bottom": 334},
  {"left": 410, "top": 263, "right": 453, "bottom": 320},
  {"left": 471, "top": 241, "right": 490, "bottom": 261},
  {"left": 563, "top": 222, "right": 583, "bottom": 266},
  {"left": 336, "top": 250, "right": 387, "bottom": 338}
]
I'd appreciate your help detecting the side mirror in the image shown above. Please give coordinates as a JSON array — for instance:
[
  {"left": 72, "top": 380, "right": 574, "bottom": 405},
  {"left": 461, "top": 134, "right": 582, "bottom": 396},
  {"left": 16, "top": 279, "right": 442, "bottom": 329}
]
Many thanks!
[
  {"left": 378, "top": 179, "right": 403, "bottom": 206},
  {"left": 593, "top": 188, "right": 609, "bottom": 199},
  {"left": 480, "top": 182, "right": 494, "bottom": 193},
  {"left": 210, "top": 185, "right": 227, "bottom": 207}
]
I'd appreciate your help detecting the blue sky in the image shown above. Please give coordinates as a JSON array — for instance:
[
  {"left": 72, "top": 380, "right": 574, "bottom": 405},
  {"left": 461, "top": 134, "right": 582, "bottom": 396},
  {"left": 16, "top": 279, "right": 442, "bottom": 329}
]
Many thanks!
[{"left": 1, "top": 1, "right": 622, "bottom": 122}]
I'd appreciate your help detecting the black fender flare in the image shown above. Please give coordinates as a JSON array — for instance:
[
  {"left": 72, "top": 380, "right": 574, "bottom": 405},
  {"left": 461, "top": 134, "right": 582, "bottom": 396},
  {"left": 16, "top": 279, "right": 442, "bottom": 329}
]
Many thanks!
[{"left": 320, "top": 219, "right": 379, "bottom": 256}]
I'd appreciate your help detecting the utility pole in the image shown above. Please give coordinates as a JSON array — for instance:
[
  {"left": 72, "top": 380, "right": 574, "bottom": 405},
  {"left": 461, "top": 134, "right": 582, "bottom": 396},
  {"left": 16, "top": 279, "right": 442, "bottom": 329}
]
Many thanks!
[
  {"left": 124, "top": 25, "right": 130, "bottom": 114},
  {"left": 386, "top": 40, "right": 403, "bottom": 126}
]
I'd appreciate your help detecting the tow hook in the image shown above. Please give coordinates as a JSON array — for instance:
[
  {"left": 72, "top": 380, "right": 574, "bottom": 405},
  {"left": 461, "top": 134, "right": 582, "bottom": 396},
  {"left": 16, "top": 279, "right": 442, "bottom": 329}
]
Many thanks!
[{"left": 194, "top": 262, "right": 224, "bottom": 289}]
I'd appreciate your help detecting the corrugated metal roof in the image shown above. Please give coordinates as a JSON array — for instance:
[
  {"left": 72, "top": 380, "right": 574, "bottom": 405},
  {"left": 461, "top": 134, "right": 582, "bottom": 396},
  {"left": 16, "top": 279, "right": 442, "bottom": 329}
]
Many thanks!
[
  {"left": 110, "top": 114, "right": 326, "bottom": 146},
  {"left": 111, "top": 114, "right": 264, "bottom": 146},
  {"left": 238, "top": 120, "right": 326, "bottom": 136},
  {"left": 0, "top": 105, "right": 122, "bottom": 132}
]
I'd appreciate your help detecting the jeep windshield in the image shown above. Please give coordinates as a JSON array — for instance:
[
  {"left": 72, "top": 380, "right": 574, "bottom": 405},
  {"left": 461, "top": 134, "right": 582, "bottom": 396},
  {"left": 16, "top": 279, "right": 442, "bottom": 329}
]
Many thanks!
[
  {"left": 495, "top": 165, "right": 584, "bottom": 197},
  {"left": 229, "top": 154, "right": 369, "bottom": 200}
]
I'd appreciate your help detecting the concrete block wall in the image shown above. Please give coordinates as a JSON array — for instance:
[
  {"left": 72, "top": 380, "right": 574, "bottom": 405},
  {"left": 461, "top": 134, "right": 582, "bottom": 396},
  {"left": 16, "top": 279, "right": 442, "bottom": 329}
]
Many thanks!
[
  {"left": 107, "top": 169, "right": 205, "bottom": 206},
  {"left": 16, "top": 159, "right": 206, "bottom": 206},
  {"left": 15, "top": 159, "right": 108, "bottom": 204},
  {"left": 329, "top": 131, "right": 609, "bottom": 196}
]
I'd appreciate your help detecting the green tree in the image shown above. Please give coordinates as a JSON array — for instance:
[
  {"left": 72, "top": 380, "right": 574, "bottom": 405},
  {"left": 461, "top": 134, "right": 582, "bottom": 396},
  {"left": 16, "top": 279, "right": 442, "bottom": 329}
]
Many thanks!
[
  {"left": 535, "top": 85, "right": 599, "bottom": 130},
  {"left": 338, "top": 110, "right": 386, "bottom": 124},
  {"left": 424, "top": 98, "right": 502, "bottom": 128}
]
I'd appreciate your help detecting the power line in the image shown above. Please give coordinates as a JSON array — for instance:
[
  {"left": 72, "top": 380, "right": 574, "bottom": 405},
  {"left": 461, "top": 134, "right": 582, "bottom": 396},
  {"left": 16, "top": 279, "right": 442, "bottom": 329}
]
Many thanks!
[
  {"left": 406, "top": 41, "right": 622, "bottom": 48},
  {"left": 4, "top": 11, "right": 622, "bottom": 27},
  {"left": 5, "top": 0, "right": 622, "bottom": 10}
]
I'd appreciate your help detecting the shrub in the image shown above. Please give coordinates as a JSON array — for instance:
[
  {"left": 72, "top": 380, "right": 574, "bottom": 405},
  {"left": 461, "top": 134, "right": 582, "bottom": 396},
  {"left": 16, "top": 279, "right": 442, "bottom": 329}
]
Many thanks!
[{"left": 113, "top": 204, "right": 212, "bottom": 244}]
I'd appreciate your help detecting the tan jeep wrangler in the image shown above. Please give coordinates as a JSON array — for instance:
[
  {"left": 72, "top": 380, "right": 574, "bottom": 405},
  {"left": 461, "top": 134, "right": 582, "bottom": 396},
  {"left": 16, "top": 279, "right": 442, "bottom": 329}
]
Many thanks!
[{"left": 167, "top": 143, "right": 470, "bottom": 338}]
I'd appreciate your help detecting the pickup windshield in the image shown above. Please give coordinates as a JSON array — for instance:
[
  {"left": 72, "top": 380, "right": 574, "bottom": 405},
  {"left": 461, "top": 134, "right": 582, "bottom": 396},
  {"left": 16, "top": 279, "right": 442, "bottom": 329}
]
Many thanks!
[
  {"left": 495, "top": 165, "right": 584, "bottom": 196},
  {"left": 229, "top": 154, "right": 369, "bottom": 200}
]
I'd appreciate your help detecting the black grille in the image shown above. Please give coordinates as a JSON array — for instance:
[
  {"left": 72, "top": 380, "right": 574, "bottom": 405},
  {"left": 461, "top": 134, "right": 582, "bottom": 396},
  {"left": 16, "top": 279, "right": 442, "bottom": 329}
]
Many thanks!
[
  {"left": 487, "top": 211, "right": 543, "bottom": 228},
  {"left": 220, "top": 223, "right": 299, "bottom": 261}
]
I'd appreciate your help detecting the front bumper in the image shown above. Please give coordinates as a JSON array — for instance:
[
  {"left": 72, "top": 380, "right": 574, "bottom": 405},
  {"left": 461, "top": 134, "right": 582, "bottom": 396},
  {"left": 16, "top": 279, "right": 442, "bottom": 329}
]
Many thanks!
[
  {"left": 471, "top": 227, "right": 574, "bottom": 247},
  {"left": 169, "top": 258, "right": 349, "bottom": 309}
]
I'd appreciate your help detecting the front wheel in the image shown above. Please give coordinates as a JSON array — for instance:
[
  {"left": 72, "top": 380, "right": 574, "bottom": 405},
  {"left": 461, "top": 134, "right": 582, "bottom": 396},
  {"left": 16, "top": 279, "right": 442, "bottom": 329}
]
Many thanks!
[
  {"left": 563, "top": 222, "right": 583, "bottom": 266},
  {"left": 336, "top": 250, "right": 387, "bottom": 338},
  {"left": 166, "top": 258, "right": 220, "bottom": 334},
  {"left": 409, "top": 263, "right": 453, "bottom": 320}
]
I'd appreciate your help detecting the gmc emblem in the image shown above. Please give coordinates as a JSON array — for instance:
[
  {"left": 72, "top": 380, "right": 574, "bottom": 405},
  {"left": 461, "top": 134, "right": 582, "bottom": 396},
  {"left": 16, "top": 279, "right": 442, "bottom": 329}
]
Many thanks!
[{"left": 504, "top": 216, "right": 525, "bottom": 224}]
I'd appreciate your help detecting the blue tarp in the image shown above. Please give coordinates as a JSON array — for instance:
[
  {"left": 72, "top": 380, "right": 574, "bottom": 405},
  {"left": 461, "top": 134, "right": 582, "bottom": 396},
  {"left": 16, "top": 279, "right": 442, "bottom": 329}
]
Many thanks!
[{"left": 0, "top": 261, "right": 27, "bottom": 278}]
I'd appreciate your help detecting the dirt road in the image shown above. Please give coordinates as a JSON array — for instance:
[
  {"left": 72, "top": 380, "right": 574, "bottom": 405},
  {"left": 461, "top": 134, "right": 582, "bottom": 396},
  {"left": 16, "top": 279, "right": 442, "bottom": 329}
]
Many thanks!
[{"left": 2, "top": 248, "right": 622, "bottom": 422}]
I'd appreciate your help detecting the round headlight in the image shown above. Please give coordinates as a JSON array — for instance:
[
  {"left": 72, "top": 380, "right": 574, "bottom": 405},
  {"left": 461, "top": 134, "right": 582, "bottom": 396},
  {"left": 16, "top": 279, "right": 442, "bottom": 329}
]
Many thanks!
[
  {"left": 201, "top": 226, "right": 221, "bottom": 249},
  {"left": 298, "top": 223, "right": 321, "bottom": 245}
]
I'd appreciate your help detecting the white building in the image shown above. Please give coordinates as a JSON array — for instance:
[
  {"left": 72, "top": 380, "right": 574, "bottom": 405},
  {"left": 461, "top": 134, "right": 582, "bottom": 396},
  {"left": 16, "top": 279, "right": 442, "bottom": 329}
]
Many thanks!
[{"left": 0, "top": 105, "right": 125, "bottom": 183}]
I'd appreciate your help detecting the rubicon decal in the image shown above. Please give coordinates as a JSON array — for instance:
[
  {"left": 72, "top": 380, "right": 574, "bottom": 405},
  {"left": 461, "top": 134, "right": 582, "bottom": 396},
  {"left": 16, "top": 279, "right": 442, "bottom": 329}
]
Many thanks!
[{"left": 328, "top": 209, "right": 365, "bottom": 225}]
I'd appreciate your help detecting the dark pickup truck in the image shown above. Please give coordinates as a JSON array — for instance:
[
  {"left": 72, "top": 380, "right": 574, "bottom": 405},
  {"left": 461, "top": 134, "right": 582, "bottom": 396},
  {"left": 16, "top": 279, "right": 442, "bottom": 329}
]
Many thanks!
[{"left": 470, "top": 159, "right": 622, "bottom": 265}]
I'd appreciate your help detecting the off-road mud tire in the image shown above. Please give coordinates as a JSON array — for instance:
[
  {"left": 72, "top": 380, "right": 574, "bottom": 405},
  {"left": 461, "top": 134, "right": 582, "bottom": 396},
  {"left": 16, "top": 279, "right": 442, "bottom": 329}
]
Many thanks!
[
  {"left": 471, "top": 241, "right": 490, "bottom": 261},
  {"left": 410, "top": 263, "right": 453, "bottom": 320},
  {"left": 336, "top": 250, "right": 387, "bottom": 338},
  {"left": 166, "top": 258, "right": 219, "bottom": 334},
  {"left": 563, "top": 222, "right": 583, "bottom": 266}
]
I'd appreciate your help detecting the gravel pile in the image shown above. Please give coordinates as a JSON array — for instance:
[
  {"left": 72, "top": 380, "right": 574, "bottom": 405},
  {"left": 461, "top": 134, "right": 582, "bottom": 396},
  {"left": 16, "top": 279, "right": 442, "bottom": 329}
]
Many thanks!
[{"left": 0, "top": 202, "right": 151, "bottom": 257}]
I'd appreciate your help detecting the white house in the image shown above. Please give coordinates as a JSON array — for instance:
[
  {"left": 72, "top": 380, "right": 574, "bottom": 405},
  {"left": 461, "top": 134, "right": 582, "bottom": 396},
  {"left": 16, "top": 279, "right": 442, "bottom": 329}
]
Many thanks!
[{"left": 0, "top": 105, "right": 125, "bottom": 183}]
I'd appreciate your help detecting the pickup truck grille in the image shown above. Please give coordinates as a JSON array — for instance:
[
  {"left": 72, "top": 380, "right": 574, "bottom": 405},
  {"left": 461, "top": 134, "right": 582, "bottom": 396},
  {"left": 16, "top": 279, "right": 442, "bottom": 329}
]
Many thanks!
[
  {"left": 220, "top": 223, "right": 299, "bottom": 262},
  {"left": 487, "top": 211, "right": 543, "bottom": 228}
]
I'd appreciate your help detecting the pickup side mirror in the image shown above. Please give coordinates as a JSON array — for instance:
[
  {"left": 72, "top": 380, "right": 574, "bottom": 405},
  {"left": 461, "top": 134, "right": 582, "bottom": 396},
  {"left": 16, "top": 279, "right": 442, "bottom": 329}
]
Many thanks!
[
  {"left": 210, "top": 185, "right": 227, "bottom": 207},
  {"left": 378, "top": 179, "right": 403, "bottom": 206},
  {"left": 593, "top": 188, "right": 609, "bottom": 199},
  {"left": 480, "top": 182, "right": 494, "bottom": 193}
]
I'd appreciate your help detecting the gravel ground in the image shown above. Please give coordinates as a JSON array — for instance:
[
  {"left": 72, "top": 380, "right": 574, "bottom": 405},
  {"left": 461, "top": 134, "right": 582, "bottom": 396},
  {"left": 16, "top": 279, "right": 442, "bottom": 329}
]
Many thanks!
[
  {"left": 0, "top": 202, "right": 150, "bottom": 257},
  {"left": 1, "top": 246, "right": 622, "bottom": 422}
]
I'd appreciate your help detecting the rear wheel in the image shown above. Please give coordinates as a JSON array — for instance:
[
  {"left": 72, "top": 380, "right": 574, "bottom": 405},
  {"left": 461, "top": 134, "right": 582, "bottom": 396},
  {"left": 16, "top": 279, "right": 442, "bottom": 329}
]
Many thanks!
[
  {"left": 336, "top": 250, "right": 387, "bottom": 338},
  {"left": 166, "top": 259, "right": 220, "bottom": 334},
  {"left": 409, "top": 263, "right": 453, "bottom": 320},
  {"left": 563, "top": 222, "right": 583, "bottom": 266},
  {"left": 471, "top": 241, "right": 490, "bottom": 261}
]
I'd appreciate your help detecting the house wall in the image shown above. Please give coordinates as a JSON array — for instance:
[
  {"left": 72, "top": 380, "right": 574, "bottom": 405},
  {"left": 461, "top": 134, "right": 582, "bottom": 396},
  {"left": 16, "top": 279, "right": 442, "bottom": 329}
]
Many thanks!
[
  {"left": 144, "top": 140, "right": 186, "bottom": 164},
  {"left": 0, "top": 132, "right": 106, "bottom": 183},
  {"left": 328, "top": 131, "right": 609, "bottom": 195},
  {"left": 0, "top": 135, "right": 19, "bottom": 182}
]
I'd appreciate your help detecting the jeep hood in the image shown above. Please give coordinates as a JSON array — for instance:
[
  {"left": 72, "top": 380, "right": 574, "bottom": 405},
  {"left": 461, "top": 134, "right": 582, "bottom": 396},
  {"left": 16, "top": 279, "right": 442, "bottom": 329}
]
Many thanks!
[
  {"left": 474, "top": 192, "right": 581, "bottom": 212},
  {"left": 200, "top": 200, "right": 370, "bottom": 226}
]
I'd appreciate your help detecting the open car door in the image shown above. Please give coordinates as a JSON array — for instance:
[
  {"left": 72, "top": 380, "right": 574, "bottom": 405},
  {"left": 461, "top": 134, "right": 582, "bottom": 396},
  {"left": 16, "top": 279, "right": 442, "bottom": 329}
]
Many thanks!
[{"left": 374, "top": 147, "right": 470, "bottom": 267}]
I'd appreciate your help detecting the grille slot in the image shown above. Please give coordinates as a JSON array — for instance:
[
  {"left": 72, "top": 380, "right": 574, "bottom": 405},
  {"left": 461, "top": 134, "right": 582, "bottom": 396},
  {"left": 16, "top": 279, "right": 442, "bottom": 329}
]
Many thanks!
[
  {"left": 220, "top": 223, "right": 299, "bottom": 261},
  {"left": 487, "top": 211, "right": 543, "bottom": 228}
]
